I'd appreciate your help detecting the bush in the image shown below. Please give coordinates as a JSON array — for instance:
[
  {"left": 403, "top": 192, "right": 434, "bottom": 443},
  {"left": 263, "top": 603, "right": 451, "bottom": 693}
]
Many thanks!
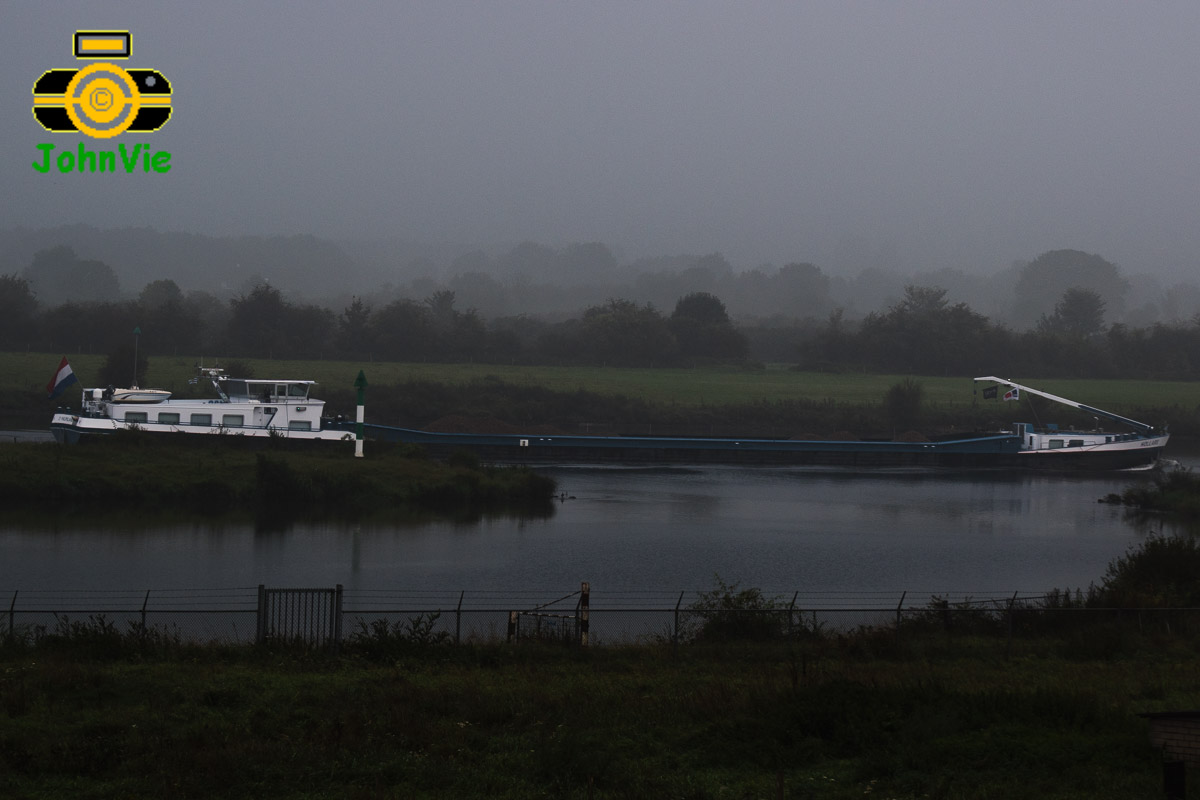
[
  {"left": 347, "top": 613, "right": 451, "bottom": 658},
  {"left": 1096, "top": 534, "right": 1200, "bottom": 608},
  {"left": 883, "top": 378, "right": 924, "bottom": 432},
  {"left": 684, "top": 576, "right": 790, "bottom": 643},
  {"left": 1117, "top": 467, "right": 1200, "bottom": 518}
]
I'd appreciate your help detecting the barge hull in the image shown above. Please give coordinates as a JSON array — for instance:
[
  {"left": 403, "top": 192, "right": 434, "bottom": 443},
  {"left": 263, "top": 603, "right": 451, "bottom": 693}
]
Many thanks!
[{"left": 341, "top": 423, "right": 1166, "bottom": 471}]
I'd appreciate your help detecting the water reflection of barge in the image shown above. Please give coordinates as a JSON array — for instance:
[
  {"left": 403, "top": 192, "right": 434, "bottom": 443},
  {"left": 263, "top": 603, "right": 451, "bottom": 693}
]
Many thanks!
[{"left": 332, "top": 377, "right": 1170, "bottom": 472}]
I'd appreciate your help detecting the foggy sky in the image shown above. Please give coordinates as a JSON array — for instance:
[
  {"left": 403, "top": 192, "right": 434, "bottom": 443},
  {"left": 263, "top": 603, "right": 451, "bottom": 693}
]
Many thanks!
[{"left": 4, "top": 1, "right": 1200, "bottom": 279}]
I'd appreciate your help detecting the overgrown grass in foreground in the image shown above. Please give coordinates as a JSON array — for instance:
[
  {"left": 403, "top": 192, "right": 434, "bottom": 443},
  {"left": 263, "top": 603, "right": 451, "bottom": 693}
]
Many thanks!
[
  {"left": 0, "top": 434, "right": 555, "bottom": 519},
  {"left": 1, "top": 634, "right": 1195, "bottom": 799}
]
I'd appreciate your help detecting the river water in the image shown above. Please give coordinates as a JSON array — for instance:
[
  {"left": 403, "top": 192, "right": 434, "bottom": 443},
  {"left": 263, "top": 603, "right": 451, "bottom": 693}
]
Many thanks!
[{"left": 3, "top": 455, "right": 1197, "bottom": 600}]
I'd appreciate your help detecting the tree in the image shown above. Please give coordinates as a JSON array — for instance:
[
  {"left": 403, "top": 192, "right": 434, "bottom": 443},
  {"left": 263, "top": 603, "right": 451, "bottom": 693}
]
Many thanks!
[
  {"left": 1012, "top": 250, "right": 1128, "bottom": 330},
  {"left": 136, "top": 279, "right": 203, "bottom": 355},
  {"left": 580, "top": 298, "right": 675, "bottom": 366},
  {"left": 370, "top": 298, "right": 433, "bottom": 361},
  {"left": 96, "top": 343, "right": 149, "bottom": 388},
  {"left": 336, "top": 297, "right": 373, "bottom": 357},
  {"left": 558, "top": 242, "right": 617, "bottom": 284},
  {"left": 1097, "top": 534, "right": 1200, "bottom": 608},
  {"left": 138, "top": 279, "right": 184, "bottom": 309},
  {"left": 1037, "top": 288, "right": 1107, "bottom": 338},
  {"left": 771, "top": 262, "right": 831, "bottom": 318},
  {"left": 40, "top": 301, "right": 138, "bottom": 355},
  {"left": 23, "top": 246, "right": 120, "bottom": 306},
  {"left": 668, "top": 292, "right": 747, "bottom": 363},
  {"left": 855, "top": 285, "right": 1000, "bottom": 374},
  {"left": 895, "top": 285, "right": 950, "bottom": 315},
  {"left": 224, "top": 284, "right": 334, "bottom": 359},
  {"left": 0, "top": 274, "right": 38, "bottom": 349},
  {"left": 883, "top": 378, "right": 924, "bottom": 433},
  {"left": 496, "top": 241, "right": 558, "bottom": 280}
]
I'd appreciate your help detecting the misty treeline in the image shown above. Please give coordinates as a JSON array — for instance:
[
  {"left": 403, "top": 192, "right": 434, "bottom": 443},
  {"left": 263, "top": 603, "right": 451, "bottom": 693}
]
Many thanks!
[{"left": 3, "top": 243, "right": 1200, "bottom": 379}]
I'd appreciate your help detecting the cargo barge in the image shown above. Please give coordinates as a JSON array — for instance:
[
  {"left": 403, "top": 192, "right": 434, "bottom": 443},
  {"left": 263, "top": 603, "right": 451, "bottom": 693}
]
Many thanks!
[{"left": 329, "top": 377, "right": 1170, "bottom": 472}]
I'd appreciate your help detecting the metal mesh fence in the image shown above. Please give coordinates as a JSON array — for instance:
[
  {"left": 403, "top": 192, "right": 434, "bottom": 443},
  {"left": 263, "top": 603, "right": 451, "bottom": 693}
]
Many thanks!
[{"left": 4, "top": 586, "right": 1200, "bottom": 648}]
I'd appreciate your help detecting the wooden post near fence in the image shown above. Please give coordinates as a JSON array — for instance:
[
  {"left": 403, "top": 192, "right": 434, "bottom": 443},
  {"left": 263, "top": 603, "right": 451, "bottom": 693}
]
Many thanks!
[{"left": 579, "top": 582, "right": 590, "bottom": 646}]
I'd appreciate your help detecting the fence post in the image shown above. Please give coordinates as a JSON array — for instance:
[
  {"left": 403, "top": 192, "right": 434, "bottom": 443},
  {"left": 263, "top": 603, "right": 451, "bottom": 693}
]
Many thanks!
[
  {"left": 579, "top": 582, "right": 590, "bottom": 647},
  {"left": 140, "top": 590, "right": 150, "bottom": 637},
  {"left": 673, "top": 591, "right": 685, "bottom": 645},
  {"left": 333, "top": 584, "right": 343, "bottom": 652},
  {"left": 7, "top": 590, "right": 15, "bottom": 642},
  {"left": 256, "top": 584, "right": 266, "bottom": 645},
  {"left": 1006, "top": 590, "right": 1018, "bottom": 658},
  {"left": 895, "top": 591, "right": 906, "bottom": 635},
  {"left": 456, "top": 590, "right": 464, "bottom": 645},
  {"left": 787, "top": 592, "right": 798, "bottom": 639},
  {"left": 507, "top": 610, "right": 517, "bottom": 643}
]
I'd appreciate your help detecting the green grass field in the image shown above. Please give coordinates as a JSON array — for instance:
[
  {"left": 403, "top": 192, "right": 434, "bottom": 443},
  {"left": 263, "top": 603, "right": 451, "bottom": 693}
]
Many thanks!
[{"left": 11, "top": 351, "right": 1200, "bottom": 412}]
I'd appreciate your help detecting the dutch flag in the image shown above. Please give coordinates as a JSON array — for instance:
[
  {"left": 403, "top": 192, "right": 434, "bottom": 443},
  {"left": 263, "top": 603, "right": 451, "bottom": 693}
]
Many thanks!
[{"left": 46, "top": 356, "right": 78, "bottom": 399}]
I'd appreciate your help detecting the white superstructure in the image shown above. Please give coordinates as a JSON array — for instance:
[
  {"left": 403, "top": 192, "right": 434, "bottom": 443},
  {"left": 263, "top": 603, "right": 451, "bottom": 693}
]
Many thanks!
[{"left": 50, "top": 370, "right": 352, "bottom": 444}]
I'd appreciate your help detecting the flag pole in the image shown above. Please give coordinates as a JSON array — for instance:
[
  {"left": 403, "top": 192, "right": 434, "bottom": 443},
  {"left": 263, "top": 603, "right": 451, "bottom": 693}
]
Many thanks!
[{"left": 132, "top": 326, "right": 141, "bottom": 388}]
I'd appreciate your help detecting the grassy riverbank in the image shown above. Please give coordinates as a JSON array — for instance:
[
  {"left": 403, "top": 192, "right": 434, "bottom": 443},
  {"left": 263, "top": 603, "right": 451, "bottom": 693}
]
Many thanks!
[
  {"left": 10, "top": 351, "right": 1200, "bottom": 408},
  {"left": 1, "top": 636, "right": 1195, "bottom": 799},
  {"left": 0, "top": 435, "right": 555, "bottom": 520}
]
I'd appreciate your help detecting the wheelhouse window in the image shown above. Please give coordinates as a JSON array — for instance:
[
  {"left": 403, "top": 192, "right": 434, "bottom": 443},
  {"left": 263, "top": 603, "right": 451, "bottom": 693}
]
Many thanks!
[
  {"left": 288, "top": 420, "right": 312, "bottom": 431},
  {"left": 190, "top": 413, "right": 212, "bottom": 426},
  {"left": 1048, "top": 439, "right": 1064, "bottom": 449},
  {"left": 222, "top": 414, "right": 244, "bottom": 427}
]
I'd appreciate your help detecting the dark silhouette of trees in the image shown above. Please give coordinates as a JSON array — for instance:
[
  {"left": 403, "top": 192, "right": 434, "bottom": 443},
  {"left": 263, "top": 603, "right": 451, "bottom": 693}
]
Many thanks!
[
  {"left": 23, "top": 246, "right": 120, "bottom": 306},
  {"left": 669, "top": 292, "right": 748, "bottom": 363},
  {"left": 336, "top": 297, "right": 373, "bottom": 358},
  {"left": 96, "top": 343, "right": 149, "bottom": 389},
  {"left": 41, "top": 302, "right": 139, "bottom": 356},
  {"left": 883, "top": 377, "right": 924, "bottom": 433},
  {"left": 136, "top": 279, "right": 204, "bottom": 355},
  {"left": 771, "top": 262, "right": 832, "bottom": 318},
  {"left": 224, "top": 284, "right": 334, "bottom": 359},
  {"left": 854, "top": 286, "right": 1004, "bottom": 375},
  {"left": 1012, "top": 250, "right": 1128, "bottom": 330},
  {"left": 1037, "top": 288, "right": 1107, "bottom": 338},
  {"left": 0, "top": 274, "right": 38, "bottom": 349},
  {"left": 370, "top": 298, "right": 433, "bottom": 361},
  {"left": 579, "top": 299, "right": 675, "bottom": 366},
  {"left": 559, "top": 242, "right": 618, "bottom": 284}
]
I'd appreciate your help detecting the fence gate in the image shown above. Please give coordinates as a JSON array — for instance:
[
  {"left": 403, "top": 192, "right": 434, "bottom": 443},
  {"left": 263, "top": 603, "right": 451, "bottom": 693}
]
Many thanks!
[
  {"left": 507, "top": 582, "right": 589, "bottom": 645},
  {"left": 256, "top": 585, "right": 343, "bottom": 649}
]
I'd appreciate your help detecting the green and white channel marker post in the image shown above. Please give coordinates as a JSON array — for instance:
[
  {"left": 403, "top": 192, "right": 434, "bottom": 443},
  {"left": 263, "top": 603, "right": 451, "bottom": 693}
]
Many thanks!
[{"left": 354, "top": 370, "right": 367, "bottom": 458}]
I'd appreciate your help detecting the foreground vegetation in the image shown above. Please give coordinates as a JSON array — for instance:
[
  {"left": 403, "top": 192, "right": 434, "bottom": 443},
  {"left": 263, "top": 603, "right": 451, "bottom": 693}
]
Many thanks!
[
  {"left": 1109, "top": 466, "right": 1200, "bottom": 520},
  {"left": 2, "top": 620, "right": 1197, "bottom": 798},
  {"left": 0, "top": 435, "right": 555, "bottom": 521},
  {"left": 3, "top": 509, "right": 1200, "bottom": 799}
]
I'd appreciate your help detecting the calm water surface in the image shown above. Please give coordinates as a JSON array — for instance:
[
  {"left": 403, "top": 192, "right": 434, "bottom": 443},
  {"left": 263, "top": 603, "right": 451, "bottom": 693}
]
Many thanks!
[{"left": 4, "top": 459, "right": 1196, "bottom": 597}]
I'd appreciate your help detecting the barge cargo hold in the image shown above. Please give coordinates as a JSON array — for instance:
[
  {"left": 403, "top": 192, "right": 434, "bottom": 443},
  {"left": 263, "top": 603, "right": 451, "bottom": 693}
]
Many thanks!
[{"left": 328, "top": 377, "right": 1170, "bottom": 472}]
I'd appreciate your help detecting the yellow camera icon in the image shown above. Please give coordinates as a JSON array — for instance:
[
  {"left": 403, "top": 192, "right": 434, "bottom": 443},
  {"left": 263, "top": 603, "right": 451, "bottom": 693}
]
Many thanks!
[{"left": 32, "top": 31, "right": 172, "bottom": 139}]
